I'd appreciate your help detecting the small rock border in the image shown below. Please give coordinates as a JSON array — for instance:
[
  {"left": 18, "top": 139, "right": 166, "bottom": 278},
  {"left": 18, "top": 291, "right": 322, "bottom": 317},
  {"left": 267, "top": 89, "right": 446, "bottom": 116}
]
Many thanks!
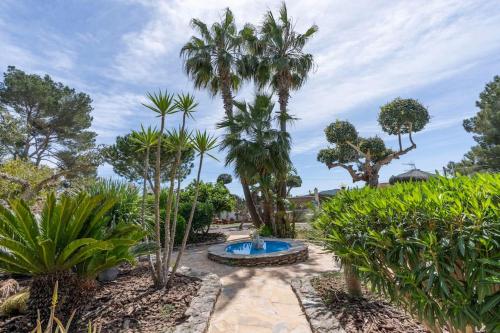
[
  {"left": 168, "top": 267, "right": 221, "bottom": 333},
  {"left": 291, "top": 275, "right": 345, "bottom": 333}
]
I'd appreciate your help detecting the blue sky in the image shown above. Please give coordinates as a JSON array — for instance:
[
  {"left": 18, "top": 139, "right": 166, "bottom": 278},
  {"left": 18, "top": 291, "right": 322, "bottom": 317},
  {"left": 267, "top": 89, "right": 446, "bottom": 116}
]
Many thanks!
[{"left": 1, "top": 0, "right": 499, "bottom": 196}]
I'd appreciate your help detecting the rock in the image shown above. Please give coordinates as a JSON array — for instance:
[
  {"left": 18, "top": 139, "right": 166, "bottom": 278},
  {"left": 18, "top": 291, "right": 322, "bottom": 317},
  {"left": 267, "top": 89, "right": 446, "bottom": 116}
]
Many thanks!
[
  {"left": 98, "top": 267, "right": 119, "bottom": 282},
  {"left": 0, "top": 279, "right": 19, "bottom": 299}
]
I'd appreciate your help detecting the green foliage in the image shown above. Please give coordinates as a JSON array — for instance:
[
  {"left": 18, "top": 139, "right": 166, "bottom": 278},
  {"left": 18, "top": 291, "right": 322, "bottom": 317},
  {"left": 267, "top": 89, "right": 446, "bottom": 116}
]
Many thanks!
[
  {"left": 258, "top": 224, "right": 273, "bottom": 237},
  {"left": 0, "top": 66, "right": 97, "bottom": 173},
  {"left": 216, "top": 173, "right": 232, "bottom": 185},
  {"left": 318, "top": 98, "right": 430, "bottom": 187},
  {"left": 447, "top": 76, "right": 500, "bottom": 174},
  {"left": 0, "top": 159, "right": 54, "bottom": 200},
  {"left": 0, "top": 193, "right": 144, "bottom": 278},
  {"left": 180, "top": 8, "right": 243, "bottom": 99},
  {"left": 102, "top": 132, "right": 194, "bottom": 183},
  {"left": 178, "top": 201, "right": 214, "bottom": 235},
  {"left": 378, "top": 98, "right": 430, "bottom": 135},
  {"left": 181, "top": 181, "right": 235, "bottom": 215},
  {"left": 313, "top": 174, "right": 500, "bottom": 332},
  {"left": 82, "top": 179, "right": 141, "bottom": 227}
]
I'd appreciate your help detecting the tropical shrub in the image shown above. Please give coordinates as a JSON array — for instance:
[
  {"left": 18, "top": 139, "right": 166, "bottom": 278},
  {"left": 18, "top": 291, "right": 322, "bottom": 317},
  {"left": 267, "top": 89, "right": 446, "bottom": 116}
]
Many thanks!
[
  {"left": 178, "top": 201, "right": 214, "bottom": 235},
  {"left": 0, "top": 193, "right": 144, "bottom": 320},
  {"left": 181, "top": 180, "right": 235, "bottom": 216},
  {"left": 313, "top": 174, "right": 500, "bottom": 332},
  {"left": 0, "top": 159, "right": 54, "bottom": 201},
  {"left": 82, "top": 179, "right": 142, "bottom": 227}
]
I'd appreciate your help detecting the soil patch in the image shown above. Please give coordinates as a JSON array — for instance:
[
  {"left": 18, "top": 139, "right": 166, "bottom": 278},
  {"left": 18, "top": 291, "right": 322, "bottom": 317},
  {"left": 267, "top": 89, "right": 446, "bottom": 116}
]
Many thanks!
[
  {"left": 311, "top": 272, "right": 429, "bottom": 333},
  {"left": 0, "top": 263, "right": 201, "bottom": 332}
]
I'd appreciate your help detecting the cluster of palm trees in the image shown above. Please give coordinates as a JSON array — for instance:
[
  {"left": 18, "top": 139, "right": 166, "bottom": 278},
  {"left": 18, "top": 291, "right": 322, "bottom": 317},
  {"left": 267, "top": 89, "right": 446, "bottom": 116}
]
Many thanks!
[
  {"left": 181, "top": 3, "right": 317, "bottom": 237},
  {"left": 132, "top": 92, "right": 217, "bottom": 288}
]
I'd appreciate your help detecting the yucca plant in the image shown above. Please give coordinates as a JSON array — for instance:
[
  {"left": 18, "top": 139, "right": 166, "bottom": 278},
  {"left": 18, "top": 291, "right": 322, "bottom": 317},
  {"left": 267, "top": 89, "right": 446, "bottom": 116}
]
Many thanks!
[
  {"left": 313, "top": 174, "right": 500, "bottom": 332},
  {"left": 0, "top": 192, "right": 144, "bottom": 321},
  {"left": 168, "top": 130, "right": 218, "bottom": 286}
]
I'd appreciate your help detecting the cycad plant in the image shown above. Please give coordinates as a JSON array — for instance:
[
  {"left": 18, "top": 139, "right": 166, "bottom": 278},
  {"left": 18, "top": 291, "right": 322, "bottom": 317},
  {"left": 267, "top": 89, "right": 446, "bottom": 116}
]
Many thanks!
[
  {"left": 0, "top": 192, "right": 144, "bottom": 320},
  {"left": 168, "top": 130, "right": 217, "bottom": 286}
]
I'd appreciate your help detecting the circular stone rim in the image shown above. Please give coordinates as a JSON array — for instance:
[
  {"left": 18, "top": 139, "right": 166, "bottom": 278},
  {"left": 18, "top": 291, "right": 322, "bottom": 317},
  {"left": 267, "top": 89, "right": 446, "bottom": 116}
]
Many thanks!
[{"left": 207, "top": 238, "right": 308, "bottom": 266}]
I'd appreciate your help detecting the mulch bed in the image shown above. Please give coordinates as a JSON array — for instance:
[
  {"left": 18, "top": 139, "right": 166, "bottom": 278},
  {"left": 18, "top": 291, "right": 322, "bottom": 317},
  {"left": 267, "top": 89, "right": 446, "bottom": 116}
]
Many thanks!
[
  {"left": 0, "top": 263, "right": 201, "bottom": 332},
  {"left": 311, "top": 272, "right": 430, "bottom": 333}
]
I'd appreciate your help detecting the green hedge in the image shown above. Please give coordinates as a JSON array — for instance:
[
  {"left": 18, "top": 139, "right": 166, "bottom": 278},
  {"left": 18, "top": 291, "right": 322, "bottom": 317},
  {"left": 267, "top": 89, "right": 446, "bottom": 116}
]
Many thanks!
[{"left": 313, "top": 174, "right": 500, "bottom": 332}]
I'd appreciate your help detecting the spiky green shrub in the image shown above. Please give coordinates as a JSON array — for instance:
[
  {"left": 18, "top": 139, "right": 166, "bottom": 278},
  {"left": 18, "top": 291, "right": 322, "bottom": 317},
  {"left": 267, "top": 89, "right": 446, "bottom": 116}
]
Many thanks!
[
  {"left": 0, "top": 192, "right": 144, "bottom": 320},
  {"left": 82, "top": 178, "right": 142, "bottom": 227},
  {"left": 313, "top": 174, "right": 500, "bottom": 332}
]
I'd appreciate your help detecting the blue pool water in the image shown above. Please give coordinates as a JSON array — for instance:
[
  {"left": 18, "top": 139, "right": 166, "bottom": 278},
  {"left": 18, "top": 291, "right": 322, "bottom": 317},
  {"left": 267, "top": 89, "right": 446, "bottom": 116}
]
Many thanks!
[{"left": 225, "top": 241, "right": 291, "bottom": 255}]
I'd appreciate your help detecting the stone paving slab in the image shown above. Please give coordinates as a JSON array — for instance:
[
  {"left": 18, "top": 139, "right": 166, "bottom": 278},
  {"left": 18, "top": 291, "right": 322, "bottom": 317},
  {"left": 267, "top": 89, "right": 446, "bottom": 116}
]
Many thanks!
[{"left": 175, "top": 233, "right": 339, "bottom": 333}]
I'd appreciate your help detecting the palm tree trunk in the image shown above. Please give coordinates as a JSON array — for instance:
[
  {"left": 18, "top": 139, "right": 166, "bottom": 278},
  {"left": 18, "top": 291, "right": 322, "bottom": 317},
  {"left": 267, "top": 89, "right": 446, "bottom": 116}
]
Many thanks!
[
  {"left": 241, "top": 179, "right": 263, "bottom": 227},
  {"left": 219, "top": 67, "right": 233, "bottom": 119},
  {"left": 168, "top": 154, "right": 204, "bottom": 286},
  {"left": 276, "top": 86, "right": 290, "bottom": 237},
  {"left": 152, "top": 116, "right": 165, "bottom": 287}
]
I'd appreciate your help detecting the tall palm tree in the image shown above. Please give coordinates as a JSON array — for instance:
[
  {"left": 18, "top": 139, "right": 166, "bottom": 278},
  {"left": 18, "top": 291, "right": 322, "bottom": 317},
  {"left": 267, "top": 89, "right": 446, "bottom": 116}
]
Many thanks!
[
  {"left": 254, "top": 3, "right": 318, "bottom": 133},
  {"left": 181, "top": 9, "right": 265, "bottom": 226},
  {"left": 180, "top": 8, "right": 244, "bottom": 120},
  {"left": 142, "top": 91, "right": 176, "bottom": 287},
  {"left": 242, "top": 3, "right": 317, "bottom": 235},
  {"left": 130, "top": 125, "right": 158, "bottom": 229},
  {"left": 218, "top": 94, "right": 290, "bottom": 231},
  {"left": 168, "top": 130, "right": 218, "bottom": 286}
]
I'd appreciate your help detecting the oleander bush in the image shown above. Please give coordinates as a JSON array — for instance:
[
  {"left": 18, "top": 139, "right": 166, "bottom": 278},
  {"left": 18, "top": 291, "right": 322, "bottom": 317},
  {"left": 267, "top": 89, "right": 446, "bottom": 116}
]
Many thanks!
[{"left": 313, "top": 174, "right": 500, "bottom": 332}]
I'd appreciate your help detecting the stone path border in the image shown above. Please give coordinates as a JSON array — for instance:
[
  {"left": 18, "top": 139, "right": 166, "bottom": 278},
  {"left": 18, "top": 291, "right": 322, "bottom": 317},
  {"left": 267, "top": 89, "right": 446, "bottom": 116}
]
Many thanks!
[
  {"left": 291, "top": 275, "right": 345, "bottom": 333},
  {"left": 170, "top": 267, "right": 221, "bottom": 333}
]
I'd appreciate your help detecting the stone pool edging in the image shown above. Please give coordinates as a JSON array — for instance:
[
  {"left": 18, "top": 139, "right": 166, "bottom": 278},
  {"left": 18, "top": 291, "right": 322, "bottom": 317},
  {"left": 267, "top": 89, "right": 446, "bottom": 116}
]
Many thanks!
[
  {"left": 291, "top": 275, "right": 345, "bottom": 333},
  {"left": 207, "top": 238, "right": 308, "bottom": 266},
  {"left": 168, "top": 267, "right": 221, "bottom": 333}
]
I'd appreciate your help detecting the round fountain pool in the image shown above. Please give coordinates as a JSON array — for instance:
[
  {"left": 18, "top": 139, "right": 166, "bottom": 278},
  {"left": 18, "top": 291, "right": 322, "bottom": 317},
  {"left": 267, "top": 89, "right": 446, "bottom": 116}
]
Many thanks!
[
  {"left": 208, "top": 238, "right": 308, "bottom": 266},
  {"left": 225, "top": 240, "right": 291, "bottom": 255}
]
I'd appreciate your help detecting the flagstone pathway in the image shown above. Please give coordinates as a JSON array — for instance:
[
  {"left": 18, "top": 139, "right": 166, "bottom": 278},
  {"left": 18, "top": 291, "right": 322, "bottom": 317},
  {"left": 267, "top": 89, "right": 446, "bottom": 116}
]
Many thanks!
[{"left": 176, "top": 230, "right": 338, "bottom": 333}]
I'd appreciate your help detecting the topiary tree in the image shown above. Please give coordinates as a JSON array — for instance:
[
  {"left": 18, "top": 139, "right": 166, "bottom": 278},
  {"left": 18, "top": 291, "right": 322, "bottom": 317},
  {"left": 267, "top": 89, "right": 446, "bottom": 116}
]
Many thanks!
[
  {"left": 318, "top": 98, "right": 430, "bottom": 187},
  {"left": 216, "top": 173, "right": 232, "bottom": 185}
]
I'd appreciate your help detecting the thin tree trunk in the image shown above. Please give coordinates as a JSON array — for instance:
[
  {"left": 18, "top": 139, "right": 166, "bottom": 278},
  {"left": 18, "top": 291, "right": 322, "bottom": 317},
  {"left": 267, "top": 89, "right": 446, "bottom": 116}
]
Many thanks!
[
  {"left": 163, "top": 114, "right": 187, "bottom": 278},
  {"left": 241, "top": 179, "right": 263, "bottom": 227},
  {"left": 141, "top": 148, "right": 150, "bottom": 228},
  {"left": 344, "top": 262, "right": 362, "bottom": 297},
  {"left": 168, "top": 154, "right": 204, "bottom": 286},
  {"left": 166, "top": 176, "right": 182, "bottom": 274},
  {"left": 152, "top": 116, "right": 165, "bottom": 287}
]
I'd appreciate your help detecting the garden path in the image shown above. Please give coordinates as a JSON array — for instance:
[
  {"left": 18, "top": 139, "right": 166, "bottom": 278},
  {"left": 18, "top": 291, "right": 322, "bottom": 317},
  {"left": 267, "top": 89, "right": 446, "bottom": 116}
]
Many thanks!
[{"left": 176, "top": 227, "right": 338, "bottom": 333}]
